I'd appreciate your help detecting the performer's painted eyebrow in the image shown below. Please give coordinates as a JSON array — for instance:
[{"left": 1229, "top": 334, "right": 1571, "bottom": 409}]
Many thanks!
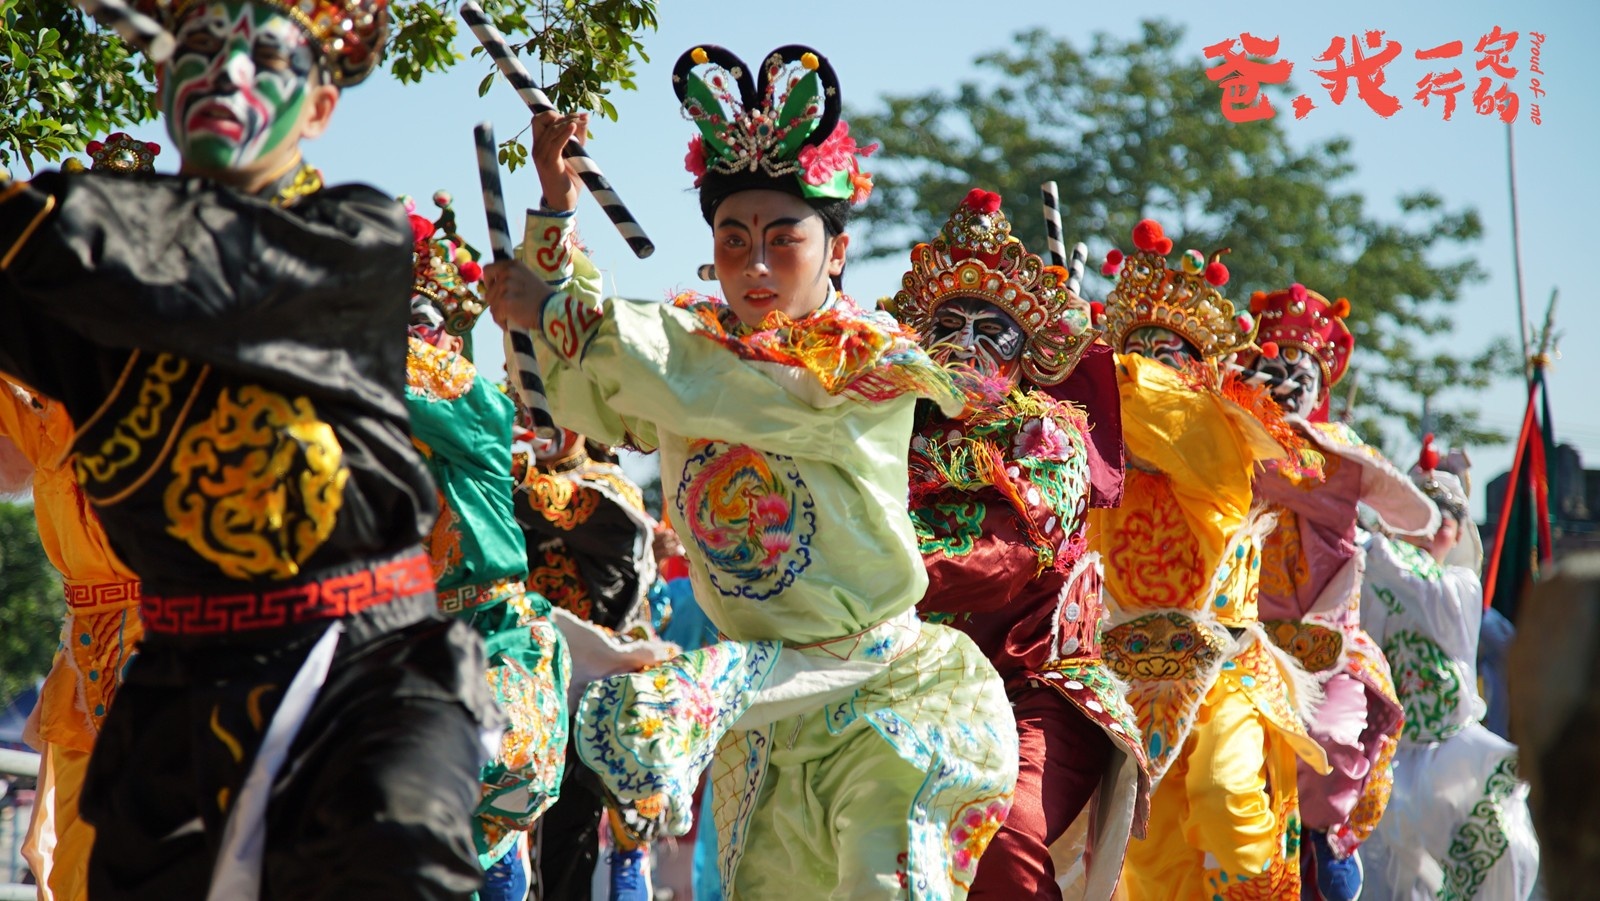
[
  {"left": 763, "top": 217, "right": 806, "bottom": 233},
  {"left": 715, "top": 217, "right": 751, "bottom": 232}
]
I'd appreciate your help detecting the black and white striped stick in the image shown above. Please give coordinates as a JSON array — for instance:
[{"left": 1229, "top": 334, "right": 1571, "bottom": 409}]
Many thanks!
[
  {"left": 1066, "top": 242, "right": 1088, "bottom": 297},
  {"left": 697, "top": 264, "right": 716, "bottom": 281},
  {"left": 1040, "top": 181, "right": 1067, "bottom": 267},
  {"left": 459, "top": 1, "right": 655, "bottom": 259},
  {"left": 476, "top": 122, "right": 558, "bottom": 437},
  {"left": 74, "top": 0, "right": 175, "bottom": 62}
]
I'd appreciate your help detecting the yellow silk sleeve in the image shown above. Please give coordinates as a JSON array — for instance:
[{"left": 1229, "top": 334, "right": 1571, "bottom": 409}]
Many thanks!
[{"left": 1116, "top": 353, "right": 1285, "bottom": 573}]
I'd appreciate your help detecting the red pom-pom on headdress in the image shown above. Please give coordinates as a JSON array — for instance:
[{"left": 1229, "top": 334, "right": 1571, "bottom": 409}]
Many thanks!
[
  {"left": 1331, "top": 297, "right": 1351, "bottom": 319},
  {"left": 1204, "top": 261, "right": 1229, "bottom": 286},
  {"left": 409, "top": 213, "right": 435, "bottom": 245},
  {"left": 1132, "top": 219, "right": 1165, "bottom": 253},
  {"left": 1250, "top": 290, "right": 1269, "bottom": 314},
  {"left": 1104, "top": 248, "right": 1123, "bottom": 267},
  {"left": 458, "top": 260, "right": 483, "bottom": 283},
  {"left": 1417, "top": 433, "right": 1440, "bottom": 473},
  {"left": 963, "top": 188, "right": 1002, "bottom": 214},
  {"left": 1089, "top": 301, "right": 1105, "bottom": 323},
  {"left": 1289, "top": 283, "right": 1309, "bottom": 304},
  {"left": 1260, "top": 341, "right": 1280, "bottom": 358}
]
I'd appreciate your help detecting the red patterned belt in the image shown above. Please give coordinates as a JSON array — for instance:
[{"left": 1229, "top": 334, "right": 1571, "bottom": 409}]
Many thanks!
[
  {"left": 65, "top": 579, "right": 141, "bottom": 611},
  {"left": 140, "top": 551, "right": 433, "bottom": 636}
]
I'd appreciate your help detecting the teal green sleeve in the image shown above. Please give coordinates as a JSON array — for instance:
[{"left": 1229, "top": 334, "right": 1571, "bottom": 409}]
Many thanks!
[{"left": 405, "top": 363, "right": 515, "bottom": 478}]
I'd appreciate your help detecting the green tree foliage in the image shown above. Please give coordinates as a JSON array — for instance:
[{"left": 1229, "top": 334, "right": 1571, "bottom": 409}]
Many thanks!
[
  {"left": 0, "top": 502, "right": 61, "bottom": 709},
  {"left": 0, "top": 0, "right": 159, "bottom": 171},
  {"left": 1, "top": 0, "right": 657, "bottom": 172},
  {"left": 848, "top": 22, "right": 1505, "bottom": 451}
]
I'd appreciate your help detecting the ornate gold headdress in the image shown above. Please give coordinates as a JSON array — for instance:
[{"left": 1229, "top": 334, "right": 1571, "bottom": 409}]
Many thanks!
[
  {"left": 1099, "top": 218, "right": 1256, "bottom": 360},
  {"left": 888, "top": 189, "right": 1096, "bottom": 387},
  {"left": 142, "top": 0, "right": 389, "bottom": 86},
  {"left": 405, "top": 190, "right": 485, "bottom": 335}
]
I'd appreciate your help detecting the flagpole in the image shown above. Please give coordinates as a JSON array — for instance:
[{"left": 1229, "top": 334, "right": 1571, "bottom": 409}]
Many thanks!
[{"left": 1507, "top": 122, "right": 1533, "bottom": 386}]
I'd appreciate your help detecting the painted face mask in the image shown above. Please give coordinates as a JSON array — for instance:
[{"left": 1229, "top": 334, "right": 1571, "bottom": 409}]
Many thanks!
[
  {"left": 1253, "top": 345, "right": 1324, "bottom": 417},
  {"left": 1123, "top": 326, "right": 1200, "bottom": 370},
  {"left": 162, "top": 0, "right": 316, "bottom": 171},
  {"left": 928, "top": 297, "right": 1026, "bottom": 389}
]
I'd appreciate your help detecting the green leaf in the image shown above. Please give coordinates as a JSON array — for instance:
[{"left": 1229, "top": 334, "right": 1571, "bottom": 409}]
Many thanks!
[
  {"left": 683, "top": 72, "right": 733, "bottom": 157},
  {"left": 771, "top": 69, "right": 821, "bottom": 159}
]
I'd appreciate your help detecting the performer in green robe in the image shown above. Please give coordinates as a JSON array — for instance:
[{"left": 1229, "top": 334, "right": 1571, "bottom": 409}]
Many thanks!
[{"left": 483, "top": 43, "right": 1019, "bottom": 901}]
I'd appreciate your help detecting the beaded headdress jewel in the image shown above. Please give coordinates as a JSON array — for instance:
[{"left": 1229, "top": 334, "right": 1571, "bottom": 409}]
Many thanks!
[
  {"left": 674, "top": 44, "right": 875, "bottom": 204},
  {"left": 1099, "top": 218, "right": 1256, "bottom": 361},
  {"left": 890, "top": 189, "right": 1096, "bottom": 387}
]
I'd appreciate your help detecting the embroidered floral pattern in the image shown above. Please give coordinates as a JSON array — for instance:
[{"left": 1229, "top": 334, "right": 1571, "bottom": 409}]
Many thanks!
[
  {"left": 671, "top": 292, "right": 963, "bottom": 412},
  {"left": 1259, "top": 506, "right": 1313, "bottom": 602},
  {"left": 479, "top": 615, "right": 569, "bottom": 853},
  {"left": 676, "top": 441, "right": 816, "bottom": 601},
  {"left": 1032, "top": 659, "right": 1149, "bottom": 772},
  {"left": 1372, "top": 584, "right": 1405, "bottom": 617},
  {"left": 577, "top": 640, "right": 783, "bottom": 836},
  {"left": 1341, "top": 731, "right": 1397, "bottom": 853},
  {"left": 1104, "top": 471, "right": 1206, "bottom": 609},
  {"left": 1389, "top": 537, "right": 1445, "bottom": 582},
  {"left": 1385, "top": 629, "right": 1467, "bottom": 742},
  {"left": 947, "top": 796, "right": 1009, "bottom": 889},
  {"left": 405, "top": 337, "right": 475, "bottom": 401},
  {"left": 907, "top": 388, "right": 1090, "bottom": 573},
  {"left": 1225, "top": 636, "right": 1316, "bottom": 746},
  {"left": 1210, "top": 530, "right": 1265, "bottom": 626},
  {"left": 1439, "top": 756, "right": 1521, "bottom": 901},
  {"left": 910, "top": 500, "right": 986, "bottom": 558}
]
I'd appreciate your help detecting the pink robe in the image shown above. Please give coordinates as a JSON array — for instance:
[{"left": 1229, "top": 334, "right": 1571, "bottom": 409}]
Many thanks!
[{"left": 1254, "top": 420, "right": 1437, "bottom": 857}]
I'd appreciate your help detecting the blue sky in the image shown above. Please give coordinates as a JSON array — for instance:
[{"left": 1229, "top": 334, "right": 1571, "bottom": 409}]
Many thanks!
[{"left": 72, "top": 0, "right": 1596, "bottom": 518}]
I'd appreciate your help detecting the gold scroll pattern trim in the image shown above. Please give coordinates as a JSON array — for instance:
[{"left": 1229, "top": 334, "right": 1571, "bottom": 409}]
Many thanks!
[
  {"left": 525, "top": 469, "right": 599, "bottom": 530},
  {"left": 75, "top": 353, "right": 195, "bottom": 490},
  {"left": 163, "top": 386, "right": 349, "bottom": 580}
]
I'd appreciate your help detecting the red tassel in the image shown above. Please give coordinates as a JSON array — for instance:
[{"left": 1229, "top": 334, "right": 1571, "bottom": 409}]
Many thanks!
[{"left": 1417, "top": 433, "right": 1440, "bottom": 472}]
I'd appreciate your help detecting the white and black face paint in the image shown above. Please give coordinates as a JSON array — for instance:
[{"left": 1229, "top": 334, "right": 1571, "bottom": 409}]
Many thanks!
[
  {"left": 1254, "top": 345, "right": 1324, "bottom": 416},
  {"left": 928, "top": 297, "right": 1025, "bottom": 388},
  {"left": 1123, "top": 325, "right": 1199, "bottom": 370}
]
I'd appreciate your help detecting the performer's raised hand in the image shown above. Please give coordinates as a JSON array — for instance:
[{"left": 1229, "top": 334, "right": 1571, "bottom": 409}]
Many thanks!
[
  {"left": 533, "top": 110, "right": 588, "bottom": 214},
  {"left": 482, "top": 258, "right": 552, "bottom": 330}
]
